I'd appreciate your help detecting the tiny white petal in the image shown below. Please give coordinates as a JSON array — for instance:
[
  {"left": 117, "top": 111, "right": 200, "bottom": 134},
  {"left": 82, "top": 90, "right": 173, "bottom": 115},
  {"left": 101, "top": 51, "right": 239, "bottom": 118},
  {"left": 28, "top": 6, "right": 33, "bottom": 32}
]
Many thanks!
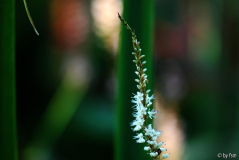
[
  {"left": 160, "top": 148, "right": 167, "bottom": 152},
  {"left": 150, "top": 152, "right": 158, "bottom": 157},
  {"left": 136, "top": 137, "right": 145, "bottom": 143},
  {"left": 133, "top": 125, "right": 141, "bottom": 131},
  {"left": 143, "top": 79, "right": 147, "bottom": 84},
  {"left": 137, "top": 85, "right": 141, "bottom": 89},
  {"left": 156, "top": 142, "right": 164, "bottom": 148},
  {"left": 140, "top": 55, "right": 145, "bottom": 59},
  {"left": 152, "top": 136, "right": 158, "bottom": 141},
  {"left": 162, "top": 154, "right": 170, "bottom": 159},
  {"left": 147, "top": 140, "right": 155, "bottom": 145},
  {"left": 148, "top": 109, "right": 157, "bottom": 119},
  {"left": 144, "top": 146, "right": 150, "bottom": 151},
  {"left": 134, "top": 133, "right": 143, "bottom": 139},
  {"left": 147, "top": 103, "right": 152, "bottom": 107}
]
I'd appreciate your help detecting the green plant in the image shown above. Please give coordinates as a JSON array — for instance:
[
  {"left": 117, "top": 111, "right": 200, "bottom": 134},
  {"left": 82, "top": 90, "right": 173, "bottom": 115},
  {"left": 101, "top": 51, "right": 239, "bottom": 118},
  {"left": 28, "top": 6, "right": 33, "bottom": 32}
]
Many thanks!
[{"left": 118, "top": 13, "right": 170, "bottom": 160}]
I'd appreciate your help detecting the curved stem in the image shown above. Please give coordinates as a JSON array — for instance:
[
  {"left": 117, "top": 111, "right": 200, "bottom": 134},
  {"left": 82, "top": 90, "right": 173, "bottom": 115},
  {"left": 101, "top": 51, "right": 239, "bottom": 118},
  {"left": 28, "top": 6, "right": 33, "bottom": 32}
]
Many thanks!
[{"left": 23, "top": 0, "right": 39, "bottom": 35}]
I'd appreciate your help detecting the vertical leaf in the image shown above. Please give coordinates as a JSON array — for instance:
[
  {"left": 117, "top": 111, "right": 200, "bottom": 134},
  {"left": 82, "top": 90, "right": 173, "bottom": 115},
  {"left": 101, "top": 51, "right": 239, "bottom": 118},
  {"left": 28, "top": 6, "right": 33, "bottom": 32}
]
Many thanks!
[
  {"left": 115, "top": 0, "right": 154, "bottom": 160},
  {"left": 0, "top": 0, "right": 18, "bottom": 159}
]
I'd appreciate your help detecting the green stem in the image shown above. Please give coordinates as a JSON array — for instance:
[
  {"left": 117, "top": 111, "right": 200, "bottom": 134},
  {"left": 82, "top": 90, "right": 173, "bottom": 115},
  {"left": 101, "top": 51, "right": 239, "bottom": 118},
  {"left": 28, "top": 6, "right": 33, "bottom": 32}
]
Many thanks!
[
  {"left": 0, "top": 0, "right": 18, "bottom": 159},
  {"left": 23, "top": 0, "right": 39, "bottom": 35}
]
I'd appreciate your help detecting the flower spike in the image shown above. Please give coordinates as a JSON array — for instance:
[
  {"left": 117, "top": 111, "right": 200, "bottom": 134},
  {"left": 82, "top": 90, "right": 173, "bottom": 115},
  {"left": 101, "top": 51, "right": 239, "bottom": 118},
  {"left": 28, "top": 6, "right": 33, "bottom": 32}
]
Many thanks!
[{"left": 118, "top": 13, "right": 170, "bottom": 160}]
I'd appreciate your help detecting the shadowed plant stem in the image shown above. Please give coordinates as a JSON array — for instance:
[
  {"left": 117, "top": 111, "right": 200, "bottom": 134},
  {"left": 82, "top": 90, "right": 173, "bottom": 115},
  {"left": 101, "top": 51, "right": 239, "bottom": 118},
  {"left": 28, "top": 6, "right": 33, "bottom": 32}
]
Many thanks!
[{"left": 0, "top": 0, "right": 18, "bottom": 159}]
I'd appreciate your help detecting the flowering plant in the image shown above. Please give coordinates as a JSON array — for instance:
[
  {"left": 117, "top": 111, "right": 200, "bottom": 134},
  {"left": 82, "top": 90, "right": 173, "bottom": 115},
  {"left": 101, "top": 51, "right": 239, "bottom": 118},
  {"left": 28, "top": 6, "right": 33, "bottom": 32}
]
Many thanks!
[{"left": 118, "top": 13, "right": 170, "bottom": 160}]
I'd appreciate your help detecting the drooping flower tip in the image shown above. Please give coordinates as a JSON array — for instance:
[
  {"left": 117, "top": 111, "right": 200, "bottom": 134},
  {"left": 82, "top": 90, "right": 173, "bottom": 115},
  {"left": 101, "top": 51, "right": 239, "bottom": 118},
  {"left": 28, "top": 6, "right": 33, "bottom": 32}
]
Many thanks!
[{"left": 162, "top": 153, "right": 170, "bottom": 159}]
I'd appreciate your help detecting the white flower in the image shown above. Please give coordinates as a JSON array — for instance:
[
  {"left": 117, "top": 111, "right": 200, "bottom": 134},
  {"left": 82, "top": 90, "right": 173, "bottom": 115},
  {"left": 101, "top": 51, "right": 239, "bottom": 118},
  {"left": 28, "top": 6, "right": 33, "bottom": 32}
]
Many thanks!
[
  {"left": 162, "top": 153, "right": 170, "bottom": 159},
  {"left": 155, "top": 141, "right": 164, "bottom": 148},
  {"left": 131, "top": 118, "right": 144, "bottom": 127},
  {"left": 148, "top": 109, "right": 157, "bottom": 119},
  {"left": 134, "top": 133, "right": 143, "bottom": 139},
  {"left": 138, "top": 105, "right": 147, "bottom": 115},
  {"left": 145, "top": 125, "right": 154, "bottom": 137},
  {"left": 146, "top": 124, "right": 153, "bottom": 130},
  {"left": 144, "top": 146, "right": 150, "bottom": 151},
  {"left": 155, "top": 130, "right": 162, "bottom": 137},
  {"left": 136, "top": 137, "right": 145, "bottom": 143},
  {"left": 160, "top": 148, "right": 167, "bottom": 152},
  {"left": 133, "top": 133, "right": 145, "bottom": 143},
  {"left": 150, "top": 152, "right": 158, "bottom": 157},
  {"left": 151, "top": 135, "right": 158, "bottom": 141},
  {"left": 146, "top": 94, "right": 155, "bottom": 103},
  {"left": 147, "top": 140, "right": 156, "bottom": 145},
  {"left": 133, "top": 111, "right": 143, "bottom": 119},
  {"left": 151, "top": 130, "right": 162, "bottom": 141},
  {"left": 133, "top": 125, "right": 141, "bottom": 131},
  {"left": 133, "top": 92, "right": 143, "bottom": 100}
]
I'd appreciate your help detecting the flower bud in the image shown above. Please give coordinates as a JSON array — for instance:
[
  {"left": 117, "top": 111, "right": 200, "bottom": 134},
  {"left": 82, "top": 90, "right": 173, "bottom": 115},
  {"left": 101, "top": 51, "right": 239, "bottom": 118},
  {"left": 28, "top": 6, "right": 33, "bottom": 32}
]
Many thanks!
[
  {"left": 144, "top": 146, "right": 150, "bottom": 151},
  {"left": 135, "top": 79, "right": 139, "bottom": 82},
  {"left": 160, "top": 148, "right": 167, "bottom": 152},
  {"left": 162, "top": 154, "right": 170, "bottom": 159},
  {"left": 150, "top": 152, "right": 158, "bottom": 157}
]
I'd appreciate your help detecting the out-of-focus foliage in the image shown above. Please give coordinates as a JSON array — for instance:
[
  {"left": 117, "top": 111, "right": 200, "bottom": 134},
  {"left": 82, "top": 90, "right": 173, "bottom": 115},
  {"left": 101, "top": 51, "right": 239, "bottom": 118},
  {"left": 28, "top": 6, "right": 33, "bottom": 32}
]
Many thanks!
[{"left": 0, "top": 0, "right": 18, "bottom": 160}]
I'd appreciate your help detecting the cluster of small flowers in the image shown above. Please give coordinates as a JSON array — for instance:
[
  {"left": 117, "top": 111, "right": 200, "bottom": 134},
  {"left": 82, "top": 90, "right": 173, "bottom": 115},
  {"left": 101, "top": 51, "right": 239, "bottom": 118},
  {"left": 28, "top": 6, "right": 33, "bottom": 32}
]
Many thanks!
[
  {"left": 131, "top": 91, "right": 169, "bottom": 159},
  {"left": 118, "top": 13, "right": 170, "bottom": 160},
  {"left": 131, "top": 91, "right": 155, "bottom": 132}
]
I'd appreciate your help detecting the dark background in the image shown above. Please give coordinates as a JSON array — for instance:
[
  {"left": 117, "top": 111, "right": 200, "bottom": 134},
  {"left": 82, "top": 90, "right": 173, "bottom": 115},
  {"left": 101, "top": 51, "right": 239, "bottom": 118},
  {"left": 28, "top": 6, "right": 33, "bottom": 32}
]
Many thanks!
[{"left": 16, "top": 0, "right": 238, "bottom": 160}]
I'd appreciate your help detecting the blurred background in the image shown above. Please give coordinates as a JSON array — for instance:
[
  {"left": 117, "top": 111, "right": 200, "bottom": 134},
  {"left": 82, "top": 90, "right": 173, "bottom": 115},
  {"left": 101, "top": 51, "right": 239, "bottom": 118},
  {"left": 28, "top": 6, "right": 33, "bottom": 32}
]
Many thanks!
[{"left": 16, "top": 0, "right": 238, "bottom": 160}]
